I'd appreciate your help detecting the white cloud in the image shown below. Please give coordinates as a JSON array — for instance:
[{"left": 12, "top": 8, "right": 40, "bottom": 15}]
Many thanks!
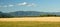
[
  {"left": 18, "top": 2, "right": 37, "bottom": 7},
  {"left": 0, "top": 2, "right": 37, "bottom": 8},
  {"left": 18, "top": 2, "right": 27, "bottom": 6},
  {"left": 22, "top": 2, "right": 27, "bottom": 5},
  {"left": 8, "top": 5, "right": 14, "bottom": 7},
  {"left": 27, "top": 3, "right": 36, "bottom": 7},
  {"left": 1, "top": 5, "right": 14, "bottom": 7}
]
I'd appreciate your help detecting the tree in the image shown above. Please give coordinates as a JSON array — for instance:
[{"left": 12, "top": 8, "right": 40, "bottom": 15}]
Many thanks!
[{"left": 0, "top": 11, "right": 13, "bottom": 18}]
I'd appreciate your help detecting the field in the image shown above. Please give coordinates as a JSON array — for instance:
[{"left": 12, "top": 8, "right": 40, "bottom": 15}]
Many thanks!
[
  {"left": 0, "top": 17, "right": 60, "bottom": 27},
  {"left": 0, "top": 21, "right": 60, "bottom": 27}
]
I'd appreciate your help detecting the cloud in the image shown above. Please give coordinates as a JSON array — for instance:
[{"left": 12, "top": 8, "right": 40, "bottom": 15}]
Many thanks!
[
  {"left": 27, "top": 3, "right": 36, "bottom": 7},
  {"left": 8, "top": 5, "right": 14, "bottom": 7},
  {"left": 1, "top": 5, "right": 14, "bottom": 7},
  {"left": 0, "top": 2, "right": 37, "bottom": 7},
  {"left": 18, "top": 2, "right": 37, "bottom": 7},
  {"left": 18, "top": 2, "right": 27, "bottom": 6},
  {"left": 22, "top": 2, "right": 27, "bottom": 5}
]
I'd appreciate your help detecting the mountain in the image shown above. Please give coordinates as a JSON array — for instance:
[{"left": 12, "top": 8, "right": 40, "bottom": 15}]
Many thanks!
[
  {"left": 8, "top": 11, "right": 60, "bottom": 17},
  {"left": 8, "top": 11, "right": 42, "bottom": 16},
  {"left": 1, "top": 11, "right": 60, "bottom": 17}
]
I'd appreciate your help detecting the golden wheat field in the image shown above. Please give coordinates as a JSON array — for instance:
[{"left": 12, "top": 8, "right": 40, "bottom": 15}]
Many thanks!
[
  {"left": 0, "top": 17, "right": 60, "bottom": 27},
  {"left": 0, "top": 17, "right": 60, "bottom": 22}
]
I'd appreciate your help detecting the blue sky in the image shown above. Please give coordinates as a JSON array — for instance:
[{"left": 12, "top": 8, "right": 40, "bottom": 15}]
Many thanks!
[{"left": 0, "top": 0, "right": 60, "bottom": 13}]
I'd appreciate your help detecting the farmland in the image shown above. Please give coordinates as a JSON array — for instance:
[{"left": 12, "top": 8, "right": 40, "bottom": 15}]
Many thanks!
[{"left": 0, "top": 17, "right": 60, "bottom": 27}]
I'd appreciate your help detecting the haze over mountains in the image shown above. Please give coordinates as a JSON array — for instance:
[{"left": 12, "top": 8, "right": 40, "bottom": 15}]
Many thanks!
[{"left": 0, "top": 11, "right": 60, "bottom": 17}]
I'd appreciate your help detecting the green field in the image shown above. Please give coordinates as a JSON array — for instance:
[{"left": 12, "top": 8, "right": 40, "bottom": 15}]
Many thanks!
[{"left": 0, "top": 21, "right": 60, "bottom": 27}]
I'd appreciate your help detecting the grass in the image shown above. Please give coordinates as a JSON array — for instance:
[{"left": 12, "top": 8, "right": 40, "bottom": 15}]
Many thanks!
[{"left": 0, "top": 21, "right": 60, "bottom": 27}]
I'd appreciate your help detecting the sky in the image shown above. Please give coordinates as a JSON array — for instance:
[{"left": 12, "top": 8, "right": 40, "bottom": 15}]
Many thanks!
[{"left": 0, "top": 0, "right": 60, "bottom": 13}]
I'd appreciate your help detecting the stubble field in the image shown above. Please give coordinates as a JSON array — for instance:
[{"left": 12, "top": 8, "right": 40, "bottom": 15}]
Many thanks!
[{"left": 0, "top": 17, "right": 60, "bottom": 27}]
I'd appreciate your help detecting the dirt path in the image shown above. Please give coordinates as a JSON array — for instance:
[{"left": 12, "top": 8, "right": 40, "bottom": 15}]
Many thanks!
[{"left": 0, "top": 17, "right": 60, "bottom": 22}]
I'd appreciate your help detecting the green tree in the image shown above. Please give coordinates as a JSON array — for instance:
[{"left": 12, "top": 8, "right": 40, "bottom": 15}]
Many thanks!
[{"left": 0, "top": 11, "right": 13, "bottom": 18}]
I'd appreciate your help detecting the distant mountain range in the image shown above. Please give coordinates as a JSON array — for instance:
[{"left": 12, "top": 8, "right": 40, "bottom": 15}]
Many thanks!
[
  {"left": 0, "top": 11, "right": 60, "bottom": 17},
  {"left": 8, "top": 11, "right": 60, "bottom": 16},
  {"left": 8, "top": 11, "right": 41, "bottom": 16}
]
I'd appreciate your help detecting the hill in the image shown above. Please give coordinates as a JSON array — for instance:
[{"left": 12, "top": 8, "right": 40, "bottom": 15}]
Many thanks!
[
  {"left": 8, "top": 11, "right": 41, "bottom": 17},
  {"left": 0, "top": 11, "right": 60, "bottom": 18}
]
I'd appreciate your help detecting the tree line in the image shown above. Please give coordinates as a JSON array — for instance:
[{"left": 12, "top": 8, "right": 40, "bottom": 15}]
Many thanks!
[{"left": 0, "top": 12, "right": 13, "bottom": 18}]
